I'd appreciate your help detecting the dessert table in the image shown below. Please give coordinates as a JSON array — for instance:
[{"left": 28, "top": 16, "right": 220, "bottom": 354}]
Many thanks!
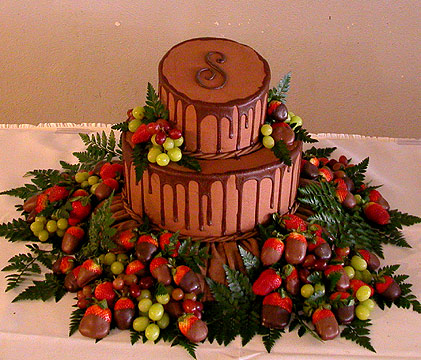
[{"left": 0, "top": 124, "right": 420, "bottom": 360}]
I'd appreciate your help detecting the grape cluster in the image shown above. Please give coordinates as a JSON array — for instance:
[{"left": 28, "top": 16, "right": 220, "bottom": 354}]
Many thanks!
[{"left": 30, "top": 215, "right": 68, "bottom": 242}]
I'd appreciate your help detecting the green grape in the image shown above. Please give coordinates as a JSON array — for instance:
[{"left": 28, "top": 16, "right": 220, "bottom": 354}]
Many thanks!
[
  {"left": 81, "top": 180, "right": 90, "bottom": 189},
  {"left": 75, "top": 171, "right": 89, "bottom": 183},
  {"left": 56, "top": 229, "right": 65, "bottom": 237},
  {"left": 148, "top": 303, "right": 164, "bottom": 321},
  {"left": 56, "top": 218, "right": 68, "bottom": 230},
  {"left": 344, "top": 265, "right": 355, "bottom": 279},
  {"left": 173, "top": 136, "right": 184, "bottom": 147},
  {"left": 167, "top": 147, "right": 182, "bottom": 162},
  {"left": 147, "top": 147, "right": 162, "bottom": 163},
  {"left": 30, "top": 221, "right": 45, "bottom": 234},
  {"left": 163, "top": 138, "right": 175, "bottom": 150},
  {"left": 151, "top": 134, "right": 159, "bottom": 146},
  {"left": 87, "top": 175, "right": 99, "bottom": 186},
  {"left": 355, "top": 304, "right": 370, "bottom": 320},
  {"left": 262, "top": 135, "right": 275, "bottom": 149},
  {"left": 260, "top": 124, "right": 273, "bottom": 136},
  {"left": 38, "top": 230, "right": 49, "bottom": 242},
  {"left": 90, "top": 182, "right": 100, "bottom": 194},
  {"left": 351, "top": 255, "right": 367, "bottom": 271},
  {"left": 157, "top": 312, "right": 170, "bottom": 329},
  {"left": 356, "top": 285, "right": 372, "bottom": 302},
  {"left": 289, "top": 115, "right": 303, "bottom": 128},
  {"left": 133, "top": 316, "right": 149, "bottom": 332},
  {"left": 360, "top": 298, "right": 376, "bottom": 311},
  {"left": 132, "top": 106, "right": 145, "bottom": 120},
  {"left": 145, "top": 323, "right": 160, "bottom": 341},
  {"left": 353, "top": 270, "right": 363, "bottom": 280},
  {"left": 46, "top": 220, "right": 58, "bottom": 233},
  {"left": 110, "top": 261, "right": 124, "bottom": 275},
  {"left": 138, "top": 298, "right": 153, "bottom": 313},
  {"left": 128, "top": 118, "right": 142, "bottom": 133},
  {"left": 156, "top": 153, "right": 170, "bottom": 167},
  {"left": 288, "top": 111, "right": 295, "bottom": 118},
  {"left": 300, "top": 284, "right": 314, "bottom": 298},
  {"left": 116, "top": 253, "right": 129, "bottom": 263},
  {"left": 98, "top": 254, "right": 105, "bottom": 264},
  {"left": 35, "top": 216, "right": 47, "bottom": 224},
  {"left": 156, "top": 293, "right": 170, "bottom": 305},
  {"left": 103, "top": 252, "right": 116, "bottom": 266},
  {"left": 354, "top": 194, "right": 362, "bottom": 204},
  {"left": 138, "top": 289, "right": 152, "bottom": 300},
  {"left": 361, "top": 269, "right": 373, "bottom": 283}
]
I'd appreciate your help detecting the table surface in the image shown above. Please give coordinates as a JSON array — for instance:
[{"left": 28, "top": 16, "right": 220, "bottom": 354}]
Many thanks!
[{"left": 0, "top": 124, "right": 420, "bottom": 360}]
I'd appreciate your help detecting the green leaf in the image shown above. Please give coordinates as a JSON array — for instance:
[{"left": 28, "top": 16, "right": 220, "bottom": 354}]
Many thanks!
[
  {"left": 144, "top": 83, "right": 169, "bottom": 122},
  {"left": 238, "top": 246, "right": 260, "bottom": 277},
  {"left": 177, "top": 154, "right": 201, "bottom": 172},
  {"left": 344, "top": 157, "right": 369, "bottom": 188},
  {"left": 260, "top": 327, "right": 284, "bottom": 353},
  {"left": 268, "top": 72, "right": 291, "bottom": 103},
  {"left": 133, "top": 143, "right": 149, "bottom": 182},
  {"left": 294, "top": 126, "right": 318, "bottom": 143},
  {"left": 12, "top": 273, "right": 65, "bottom": 302},
  {"left": 303, "top": 146, "right": 337, "bottom": 159},
  {"left": 0, "top": 218, "right": 38, "bottom": 243},
  {"left": 130, "top": 329, "right": 142, "bottom": 345},
  {"left": 69, "top": 308, "right": 85, "bottom": 336},
  {"left": 271, "top": 140, "right": 292, "bottom": 166},
  {"left": 341, "top": 319, "right": 376, "bottom": 353},
  {"left": 112, "top": 122, "right": 129, "bottom": 132}
]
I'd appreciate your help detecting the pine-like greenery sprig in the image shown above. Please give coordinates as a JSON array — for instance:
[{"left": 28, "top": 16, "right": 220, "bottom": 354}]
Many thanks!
[
  {"left": 341, "top": 319, "right": 376, "bottom": 353},
  {"left": 0, "top": 218, "right": 38, "bottom": 242},
  {"left": 293, "top": 126, "right": 318, "bottom": 143},
  {"left": 177, "top": 238, "right": 210, "bottom": 274},
  {"left": 259, "top": 327, "right": 284, "bottom": 353},
  {"left": 303, "top": 146, "right": 337, "bottom": 159},
  {"left": 69, "top": 307, "right": 85, "bottom": 336},
  {"left": 133, "top": 143, "right": 149, "bottom": 182}
]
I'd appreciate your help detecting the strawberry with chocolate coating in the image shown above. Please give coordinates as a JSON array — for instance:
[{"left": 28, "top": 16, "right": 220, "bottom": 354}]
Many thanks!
[
  {"left": 94, "top": 281, "right": 116, "bottom": 308},
  {"left": 77, "top": 259, "right": 102, "bottom": 288},
  {"left": 357, "top": 249, "right": 380, "bottom": 271},
  {"left": 350, "top": 279, "right": 374, "bottom": 297},
  {"left": 159, "top": 231, "right": 180, "bottom": 257},
  {"left": 324, "top": 265, "right": 350, "bottom": 292},
  {"left": 252, "top": 269, "right": 282, "bottom": 296},
  {"left": 113, "top": 297, "right": 135, "bottom": 330},
  {"left": 79, "top": 302, "right": 112, "bottom": 339},
  {"left": 363, "top": 202, "right": 390, "bottom": 225},
  {"left": 261, "top": 292, "right": 292, "bottom": 329},
  {"left": 178, "top": 314, "right": 208, "bottom": 343},
  {"left": 61, "top": 226, "right": 85, "bottom": 254},
  {"left": 260, "top": 237, "right": 284, "bottom": 266},
  {"left": 52, "top": 256, "right": 75, "bottom": 275},
  {"left": 284, "top": 232, "right": 307, "bottom": 265},
  {"left": 64, "top": 265, "right": 81, "bottom": 292},
  {"left": 278, "top": 214, "right": 307, "bottom": 232},
  {"left": 150, "top": 257, "right": 172, "bottom": 285},
  {"left": 173, "top": 265, "right": 202, "bottom": 294},
  {"left": 135, "top": 234, "right": 158, "bottom": 262},
  {"left": 329, "top": 291, "right": 355, "bottom": 324},
  {"left": 308, "top": 235, "right": 331, "bottom": 260},
  {"left": 375, "top": 275, "right": 401, "bottom": 301},
  {"left": 125, "top": 259, "right": 146, "bottom": 277},
  {"left": 114, "top": 228, "right": 137, "bottom": 251},
  {"left": 312, "top": 308, "right": 339, "bottom": 341},
  {"left": 267, "top": 100, "right": 288, "bottom": 122},
  {"left": 282, "top": 264, "right": 300, "bottom": 296}
]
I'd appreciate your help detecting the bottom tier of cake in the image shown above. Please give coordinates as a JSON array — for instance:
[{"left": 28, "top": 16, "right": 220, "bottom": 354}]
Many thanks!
[{"left": 123, "top": 133, "right": 302, "bottom": 239}]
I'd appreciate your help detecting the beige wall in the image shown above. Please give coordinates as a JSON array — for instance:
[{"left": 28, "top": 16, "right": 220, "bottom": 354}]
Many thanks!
[{"left": 1, "top": 1, "right": 420, "bottom": 138}]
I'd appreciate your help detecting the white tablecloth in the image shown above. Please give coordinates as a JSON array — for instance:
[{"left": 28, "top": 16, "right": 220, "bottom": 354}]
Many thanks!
[{"left": 0, "top": 124, "right": 420, "bottom": 360}]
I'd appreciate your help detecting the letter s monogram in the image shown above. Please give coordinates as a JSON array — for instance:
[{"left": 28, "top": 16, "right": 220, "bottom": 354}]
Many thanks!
[{"left": 195, "top": 51, "right": 227, "bottom": 90}]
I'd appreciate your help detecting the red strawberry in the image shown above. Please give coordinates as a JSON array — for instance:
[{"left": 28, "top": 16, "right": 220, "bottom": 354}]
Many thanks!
[
  {"left": 282, "top": 264, "right": 300, "bottom": 296},
  {"left": 309, "top": 157, "right": 320, "bottom": 167},
  {"left": 335, "top": 188, "right": 349, "bottom": 203},
  {"left": 159, "top": 232, "right": 180, "bottom": 257},
  {"left": 131, "top": 124, "right": 152, "bottom": 144},
  {"left": 333, "top": 178, "right": 348, "bottom": 191},
  {"left": 338, "top": 155, "right": 348, "bottom": 165},
  {"left": 368, "top": 189, "right": 382, "bottom": 202},
  {"left": 349, "top": 279, "right": 374, "bottom": 297},
  {"left": 114, "top": 228, "right": 137, "bottom": 251},
  {"left": 61, "top": 226, "right": 85, "bottom": 254},
  {"left": 52, "top": 256, "right": 75, "bottom": 274},
  {"left": 308, "top": 235, "right": 332, "bottom": 260},
  {"left": 64, "top": 265, "right": 81, "bottom": 292},
  {"left": 252, "top": 269, "right": 282, "bottom": 296},
  {"left": 363, "top": 202, "right": 390, "bottom": 225},
  {"left": 79, "top": 303, "right": 112, "bottom": 339},
  {"left": 308, "top": 223, "right": 323, "bottom": 236},
  {"left": 261, "top": 237, "right": 284, "bottom": 266},
  {"left": 312, "top": 308, "right": 339, "bottom": 340},
  {"left": 114, "top": 297, "right": 135, "bottom": 330},
  {"left": 71, "top": 189, "right": 90, "bottom": 198},
  {"left": 318, "top": 157, "right": 329, "bottom": 166},
  {"left": 99, "top": 162, "right": 124, "bottom": 180},
  {"left": 35, "top": 193, "right": 49, "bottom": 213},
  {"left": 178, "top": 314, "right": 208, "bottom": 343},
  {"left": 261, "top": 292, "right": 292, "bottom": 329},
  {"left": 77, "top": 259, "right": 102, "bottom": 287},
  {"left": 46, "top": 185, "right": 69, "bottom": 202},
  {"left": 69, "top": 199, "right": 92, "bottom": 221},
  {"left": 135, "top": 234, "right": 158, "bottom": 262},
  {"left": 357, "top": 249, "right": 380, "bottom": 271},
  {"left": 375, "top": 275, "right": 401, "bottom": 301},
  {"left": 150, "top": 257, "right": 172, "bottom": 285},
  {"left": 125, "top": 259, "right": 146, "bottom": 277},
  {"left": 329, "top": 291, "right": 355, "bottom": 324},
  {"left": 284, "top": 232, "right": 307, "bottom": 265},
  {"left": 103, "top": 178, "right": 119, "bottom": 191},
  {"left": 324, "top": 265, "right": 350, "bottom": 292},
  {"left": 173, "top": 265, "right": 201, "bottom": 294},
  {"left": 318, "top": 166, "right": 334, "bottom": 182},
  {"left": 307, "top": 235, "right": 326, "bottom": 252},
  {"left": 278, "top": 214, "right": 307, "bottom": 232},
  {"left": 94, "top": 281, "right": 116, "bottom": 307}
]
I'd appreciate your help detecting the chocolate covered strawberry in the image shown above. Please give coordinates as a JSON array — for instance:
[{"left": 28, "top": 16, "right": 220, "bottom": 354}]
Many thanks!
[
  {"left": 375, "top": 275, "right": 401, "bottom": 301},
  {"left": 349, "top": 279, "right": 374, "bottom": 297},
  {"left": 52, "top": 256, "right": 75, "bottom": 275},
  {"left": 357, "top": 249, "right": 380, "bottom": 271},
  {"left": 159, "top": 232, "right": 180, "bottom": 257},
  {"left": 252, "top": 269, "right": 282, "bottom": 296},
  {"left": 329, "top": 291, "right": 355, "bottom": 324},
  {"left": 64, "top": 265, "right": 81, "bottom": 292},
  {"left": 61, "top": 226, "right": 85, "bottom": 254},
  {"left": 278, "top": 214, "right": 307, "bottom": 232},
  {"left": 261, "top": 292, "right": 292, "bottom": 329},
  {"left": 284, "top": 232, "right": 307, "bottom": 265},
  {"left": 114, "top": 228, "right": 137, "bottom": 251},
  {"left": 113, "top": 297, "right": 135, "bottom": 330},
  {"left": 173, "top": 265, "right": 201, "bottom": 294},
  {"left": 125, "top": 259, "right": 146, "bottom": 277},
  {"left": 318, "top": 166, "right": 334, "bottom": 182},
  {"left": 260, "top": 237, "right": 284, "bottom": 266},
  {"left": 77, "top": 259, "right": 102, "bottom": 287},
  {"left": 178, "top": 314, "right": 208, "bottom": 343},
  {"left": 79, "top": 303, "right": 112, "bottom": 339},
  {"left": 307, "top": 235, "right": 331, "bottom": 260},
  {"left": 282, "top": 264, "right": 300, "bottom": 296},
  {"left": 135, "top": 234, "right": 158, "bottom": 262},
  {"left": 324, "top": 265, "right": 350, "bottom": 292},
  {"left": 94, "top": 281, "right": 116, "bottom": 307},
  {"left": 312, "top": 308, "right": 339, "bottom": 340},
  {"left": 363, "top": 202, "right": 390, "bottom": 225},
  {"left": 150, "top": 257, "right": 172, "bottom": 285},
  {"left": 267, "top": 100, "right": 288, "bottom": 122}
]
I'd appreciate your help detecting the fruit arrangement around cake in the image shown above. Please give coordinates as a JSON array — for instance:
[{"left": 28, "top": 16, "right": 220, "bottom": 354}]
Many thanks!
[{"left": 1, "top": 38, "right": 421, "bottom": 358}]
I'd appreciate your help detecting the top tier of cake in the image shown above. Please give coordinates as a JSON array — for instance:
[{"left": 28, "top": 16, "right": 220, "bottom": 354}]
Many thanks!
[{"left": 158, "top": 37, "right": 271, "bottom": 155}]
